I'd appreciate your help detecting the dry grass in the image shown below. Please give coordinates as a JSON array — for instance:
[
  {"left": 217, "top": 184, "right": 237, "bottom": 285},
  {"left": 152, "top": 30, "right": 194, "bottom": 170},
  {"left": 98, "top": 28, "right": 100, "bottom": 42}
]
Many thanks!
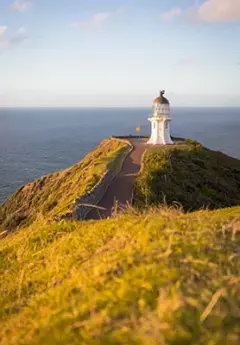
[
  {"left": 0, "top": 138, "right": 240, "bottom": 344},
  {"left": 0, "top": 205, "right": 239, "bottom": 344},
  {"left": 0, "top": 138, "right": 131, "bottom": 232}
]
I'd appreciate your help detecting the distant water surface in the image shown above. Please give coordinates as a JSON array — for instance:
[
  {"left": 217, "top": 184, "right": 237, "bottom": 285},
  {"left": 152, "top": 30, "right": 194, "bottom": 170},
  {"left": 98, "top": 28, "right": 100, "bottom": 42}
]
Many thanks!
[{"left": 0, "top": 107, "right": 239, "bottom": 204}]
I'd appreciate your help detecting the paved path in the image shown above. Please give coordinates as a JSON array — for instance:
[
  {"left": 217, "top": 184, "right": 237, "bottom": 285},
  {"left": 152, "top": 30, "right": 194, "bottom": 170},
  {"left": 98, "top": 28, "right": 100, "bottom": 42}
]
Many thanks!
[{"left": 87, "top": 139, "right": 147, "bottom": 220}]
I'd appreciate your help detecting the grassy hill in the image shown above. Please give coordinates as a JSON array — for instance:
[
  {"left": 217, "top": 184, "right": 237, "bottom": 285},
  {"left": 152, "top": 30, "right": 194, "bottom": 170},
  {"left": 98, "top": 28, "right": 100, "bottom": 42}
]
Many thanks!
[
  {"left": 1, "top": 138, "right": 240, "bottom": 344},
  {"left": 0, "top": 138, "right": 131, "bottom": 233},
  {"left": 134, "top": 139, "right": 240, "bottom": 211},
  {"left": 0, "top": 206, "right": 239, "bottom": 345}
]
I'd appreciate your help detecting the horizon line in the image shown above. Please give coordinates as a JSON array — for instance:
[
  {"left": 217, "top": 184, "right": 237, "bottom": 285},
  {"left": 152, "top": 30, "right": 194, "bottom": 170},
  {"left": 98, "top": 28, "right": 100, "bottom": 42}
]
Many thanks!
[{"left": 1, "top": 105, "right": 240, "bottom": 109}]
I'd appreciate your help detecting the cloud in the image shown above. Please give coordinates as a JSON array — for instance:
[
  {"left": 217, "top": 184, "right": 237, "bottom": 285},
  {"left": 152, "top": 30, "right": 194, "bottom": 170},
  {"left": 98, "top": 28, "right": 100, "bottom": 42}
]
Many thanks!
[
  {"left": 72, "top": 7, "right": 124, "bottom": 29},
  {"left": 72, "top": 12, "right": 111, "bottom": 28},
  {"left": 10, "top": 27, "right": 28, "bottom": 43},
  {"left": 198, "top": 0, "right": 240, "bottom": 22},
  {"left": 162, "top": 1, "right": 240, "bottom": 24},
  {"left": 11, "top": 1, "right": 32, "bottom": 12},
  {"left": 0, "top": 26, "right": 10, "bottom": 52},
  {"left": 0, "top": 26, "right": 28, "bottom": 53},
  {"left": 0, "top": 26, "right": 7, "bottom": 38},
  {"left": 160, "top": 8, "right": 182, "bottom": 20},
  {"left": 178, "top": 57, "right": 196, "bottom": 65}
]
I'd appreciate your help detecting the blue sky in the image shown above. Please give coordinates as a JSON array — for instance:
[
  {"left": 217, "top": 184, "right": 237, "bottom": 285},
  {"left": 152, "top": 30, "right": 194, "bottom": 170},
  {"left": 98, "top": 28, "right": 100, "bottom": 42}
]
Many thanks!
[{"left": 0, "top": 0, "right": 240, "bottom": 107}]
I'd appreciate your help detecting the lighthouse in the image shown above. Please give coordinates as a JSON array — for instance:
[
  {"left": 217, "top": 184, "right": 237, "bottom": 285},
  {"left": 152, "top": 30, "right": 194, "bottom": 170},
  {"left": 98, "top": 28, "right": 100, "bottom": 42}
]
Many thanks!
[{"left": 148, "top": 90, "right": 174, "bottom": 145}]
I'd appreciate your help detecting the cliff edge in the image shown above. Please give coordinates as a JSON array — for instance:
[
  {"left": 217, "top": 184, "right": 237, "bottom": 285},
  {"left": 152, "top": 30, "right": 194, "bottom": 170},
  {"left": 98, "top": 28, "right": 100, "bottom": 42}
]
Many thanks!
[{"left": 0, "top": 138, "right": 240, "bottom": 345}]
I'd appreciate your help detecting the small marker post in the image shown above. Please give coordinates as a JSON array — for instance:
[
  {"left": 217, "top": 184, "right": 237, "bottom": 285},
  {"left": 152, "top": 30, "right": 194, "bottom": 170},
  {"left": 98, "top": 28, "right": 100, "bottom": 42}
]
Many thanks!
[{"left": 136, "top": 126, "right": 141, "bottom": 138}]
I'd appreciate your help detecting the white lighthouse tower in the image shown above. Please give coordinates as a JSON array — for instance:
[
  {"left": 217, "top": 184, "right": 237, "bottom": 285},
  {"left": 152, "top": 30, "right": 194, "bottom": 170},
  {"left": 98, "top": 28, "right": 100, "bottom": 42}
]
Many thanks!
[{"left": 148, "top": 90, "right": 174, "bottom": 145}]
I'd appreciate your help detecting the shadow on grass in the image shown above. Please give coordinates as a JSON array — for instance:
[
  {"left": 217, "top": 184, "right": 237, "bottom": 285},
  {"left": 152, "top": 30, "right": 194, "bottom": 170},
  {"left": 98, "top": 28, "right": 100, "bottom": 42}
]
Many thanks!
[{"left": 134, "top": 141, "right": 240, "bottom": 212}]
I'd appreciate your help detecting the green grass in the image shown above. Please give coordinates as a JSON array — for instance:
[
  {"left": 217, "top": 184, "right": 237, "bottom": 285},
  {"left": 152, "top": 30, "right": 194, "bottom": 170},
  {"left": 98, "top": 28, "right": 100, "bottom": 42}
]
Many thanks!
[
  {"left": 134, "top": 140, "right": 240, "bottom": 211},
  {"left": 0, "top": 206, "right": 239, "bottom": 344},
  {"left": 0, "top": 138, "right": 131, "bottom": 232},
  {"left": 1, "top": 138, "right": 240, "bottom": 344}
]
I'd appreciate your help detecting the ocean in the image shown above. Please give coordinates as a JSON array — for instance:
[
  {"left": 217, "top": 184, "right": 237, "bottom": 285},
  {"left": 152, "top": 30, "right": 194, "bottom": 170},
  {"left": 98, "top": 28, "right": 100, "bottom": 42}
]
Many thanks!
[{"left": 0, "top": 107, "right": 239, "bottom": 204}]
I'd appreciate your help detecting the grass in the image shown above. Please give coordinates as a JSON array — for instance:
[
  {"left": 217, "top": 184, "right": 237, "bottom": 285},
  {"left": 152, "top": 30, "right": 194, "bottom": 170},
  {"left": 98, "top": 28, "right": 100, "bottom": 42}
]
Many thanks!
[
  {"left": 0, "top": 138, "right": 131, "bottom": 232},
  {"left": 134, "top": 139, "right": 240, "bottom": 211},
  {"left": 0, "top": 205, "right": 239, "bottom": 344},
  {"left": 0, "top": 138, "right": 240, "bottom": 344}
]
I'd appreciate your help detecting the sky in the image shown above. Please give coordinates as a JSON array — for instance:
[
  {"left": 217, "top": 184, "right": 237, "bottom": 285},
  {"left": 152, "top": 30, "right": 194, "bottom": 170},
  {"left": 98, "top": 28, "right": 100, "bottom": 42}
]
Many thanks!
[{"left": 0, "top": 0, "right": 240, "bottom": 107}]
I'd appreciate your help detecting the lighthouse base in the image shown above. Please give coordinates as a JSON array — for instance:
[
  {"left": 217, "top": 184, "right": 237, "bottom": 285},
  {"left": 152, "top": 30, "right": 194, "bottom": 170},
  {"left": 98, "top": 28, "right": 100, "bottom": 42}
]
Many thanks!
[
  {"left": 148, "top": 116, "right": 174, "bottom": 146},
  {"left": 147, "top": 137, "right": 174, "bottom": 146}
]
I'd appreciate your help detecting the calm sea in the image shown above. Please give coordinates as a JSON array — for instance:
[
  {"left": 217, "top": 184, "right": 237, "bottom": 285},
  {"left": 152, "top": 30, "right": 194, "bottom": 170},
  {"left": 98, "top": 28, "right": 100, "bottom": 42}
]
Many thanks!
[{"left": 0, "top": 107, "right": 239, "bottom": 204}]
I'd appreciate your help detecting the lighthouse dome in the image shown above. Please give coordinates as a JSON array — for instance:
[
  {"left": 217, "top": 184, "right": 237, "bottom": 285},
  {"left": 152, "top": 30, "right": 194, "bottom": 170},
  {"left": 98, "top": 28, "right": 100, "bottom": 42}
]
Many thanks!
[
  {"left": 153, "top": 90, "right": 169, "bottom": 105},
  {"left": 152, "top": 90, "right": 170, "bottom": 116}
]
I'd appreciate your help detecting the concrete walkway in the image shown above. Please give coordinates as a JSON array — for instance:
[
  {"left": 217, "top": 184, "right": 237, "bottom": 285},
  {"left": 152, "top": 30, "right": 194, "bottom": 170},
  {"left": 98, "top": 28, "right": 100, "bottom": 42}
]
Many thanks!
[{"left": 87, "top": 139, "right": 147, "bottom": 220}]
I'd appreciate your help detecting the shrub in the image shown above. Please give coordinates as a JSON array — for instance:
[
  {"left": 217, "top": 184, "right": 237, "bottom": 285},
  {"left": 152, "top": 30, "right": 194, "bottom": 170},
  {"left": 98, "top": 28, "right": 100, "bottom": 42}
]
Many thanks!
[{"left": 134, "top": 143, "right": 240, "bottom": 211}]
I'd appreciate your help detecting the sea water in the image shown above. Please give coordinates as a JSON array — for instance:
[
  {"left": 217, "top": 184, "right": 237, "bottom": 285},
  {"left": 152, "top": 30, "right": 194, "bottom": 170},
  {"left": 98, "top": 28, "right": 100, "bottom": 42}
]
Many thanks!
[{"left": 0, "top": 107, "right": 239, "bottom": 203}]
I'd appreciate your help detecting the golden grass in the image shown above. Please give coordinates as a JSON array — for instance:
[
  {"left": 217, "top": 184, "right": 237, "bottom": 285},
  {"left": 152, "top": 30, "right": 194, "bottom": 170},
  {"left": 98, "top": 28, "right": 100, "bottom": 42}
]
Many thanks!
[
  {"left": 0, "top": 138, "right": 131, "bottom": 232},
  {"left": 0, "top": 205, "right": 239, "bottom": 344}
]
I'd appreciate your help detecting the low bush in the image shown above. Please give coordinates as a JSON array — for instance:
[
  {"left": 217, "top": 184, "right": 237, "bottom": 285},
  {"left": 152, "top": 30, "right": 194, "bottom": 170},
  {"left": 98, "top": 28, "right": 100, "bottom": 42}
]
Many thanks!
[{"left": 134, "top": 142, "right": 240, "bottom": 211}]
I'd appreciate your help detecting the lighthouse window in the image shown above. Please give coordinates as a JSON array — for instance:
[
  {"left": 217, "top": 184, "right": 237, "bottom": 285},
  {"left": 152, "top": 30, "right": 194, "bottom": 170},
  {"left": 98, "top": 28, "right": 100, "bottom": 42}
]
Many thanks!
[{"left": 165, "top": 122, "right": 168, "bottom": 129}]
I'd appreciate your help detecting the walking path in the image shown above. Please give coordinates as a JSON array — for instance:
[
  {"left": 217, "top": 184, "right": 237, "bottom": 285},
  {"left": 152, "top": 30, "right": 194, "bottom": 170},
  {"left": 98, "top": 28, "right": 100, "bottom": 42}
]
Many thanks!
[{"left": 87, "top": 139, "right": 147, "bottom": 220}]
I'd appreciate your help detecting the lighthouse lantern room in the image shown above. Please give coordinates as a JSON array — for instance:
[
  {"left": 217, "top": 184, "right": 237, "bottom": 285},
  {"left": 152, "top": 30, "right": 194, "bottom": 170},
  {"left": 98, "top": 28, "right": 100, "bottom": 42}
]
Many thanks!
[{"left": 148, "top": 90, "right": 174, "bottom": 145}]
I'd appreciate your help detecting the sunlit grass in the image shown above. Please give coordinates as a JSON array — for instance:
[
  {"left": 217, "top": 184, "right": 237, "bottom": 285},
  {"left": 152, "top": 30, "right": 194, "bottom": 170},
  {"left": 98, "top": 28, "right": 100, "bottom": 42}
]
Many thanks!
[
  {"left": 0, "top": 205, "right": 239, "bottom": 344},
  {"left": 0, "top": 138, "right": 131, "bottom": 232},
  {"left": 0, "top": 138, "right": 240, "bottom": 344}
]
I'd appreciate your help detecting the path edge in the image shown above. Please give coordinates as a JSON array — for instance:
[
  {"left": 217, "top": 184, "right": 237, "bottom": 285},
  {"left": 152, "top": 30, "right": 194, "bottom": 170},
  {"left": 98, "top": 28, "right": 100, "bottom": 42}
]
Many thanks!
[{"left": 59, "top": 138, "right": 133, "bottom": 221}]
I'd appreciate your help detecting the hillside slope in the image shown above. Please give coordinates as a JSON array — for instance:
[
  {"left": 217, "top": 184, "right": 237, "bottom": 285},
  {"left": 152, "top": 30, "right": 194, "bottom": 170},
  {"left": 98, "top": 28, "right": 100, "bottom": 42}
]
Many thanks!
[
  {"left": 134, "top": 139, "right": 240, "bottom": 211},
  {"left": 0, "top": 138, "right": 130, "bottom": 232},
  {"left": 0, "top": 206, "right": 239, "bottom": 345}
]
